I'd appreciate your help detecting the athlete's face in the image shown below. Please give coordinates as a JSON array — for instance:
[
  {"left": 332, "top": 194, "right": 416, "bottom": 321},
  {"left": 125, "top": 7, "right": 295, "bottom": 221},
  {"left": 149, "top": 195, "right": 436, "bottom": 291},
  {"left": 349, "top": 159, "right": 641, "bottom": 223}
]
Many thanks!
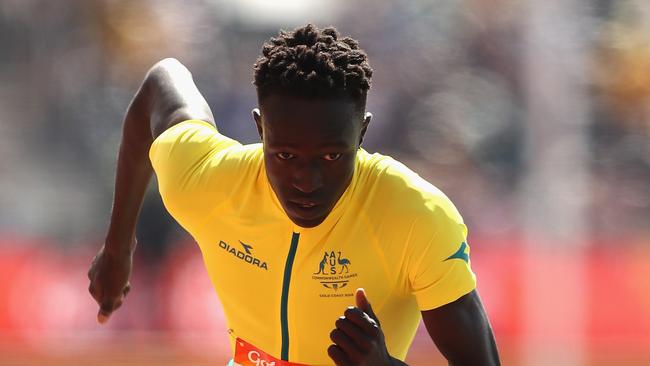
[{"left": 253, "top": 94, "right": 371, "bottom": 228}]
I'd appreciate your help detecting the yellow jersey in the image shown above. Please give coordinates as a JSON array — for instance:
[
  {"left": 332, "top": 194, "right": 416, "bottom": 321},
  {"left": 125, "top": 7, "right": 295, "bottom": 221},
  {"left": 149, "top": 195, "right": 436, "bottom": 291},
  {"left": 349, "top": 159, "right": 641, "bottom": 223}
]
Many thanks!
[{"left": 149, "top": 120, "right": 476, "bottom": 365}]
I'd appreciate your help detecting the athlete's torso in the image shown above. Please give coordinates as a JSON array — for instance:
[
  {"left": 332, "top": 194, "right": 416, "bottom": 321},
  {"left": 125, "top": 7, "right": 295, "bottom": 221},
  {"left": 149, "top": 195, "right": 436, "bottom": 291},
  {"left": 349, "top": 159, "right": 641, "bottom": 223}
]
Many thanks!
[
  {"left": 149, "top": 120, "right": 476, "bottom": 365},
  {"left": 196, "top": 165, "right": 423, "bottom": 364}
]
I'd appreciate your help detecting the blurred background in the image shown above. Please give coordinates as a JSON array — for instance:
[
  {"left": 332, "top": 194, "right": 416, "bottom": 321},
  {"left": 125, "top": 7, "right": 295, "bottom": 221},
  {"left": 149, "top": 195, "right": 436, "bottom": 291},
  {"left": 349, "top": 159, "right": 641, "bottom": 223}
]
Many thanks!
[{"left": 0, "top": 0, "right": 649, "bottom": 365}]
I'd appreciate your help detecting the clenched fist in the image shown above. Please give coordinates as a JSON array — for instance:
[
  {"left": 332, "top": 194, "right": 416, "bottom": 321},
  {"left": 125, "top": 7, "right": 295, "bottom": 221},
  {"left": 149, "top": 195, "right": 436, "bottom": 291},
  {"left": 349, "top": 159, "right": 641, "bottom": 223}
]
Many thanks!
[
  {"left": 328, "top": 288, "right": 404, "bottom": 366},
  {"left": 87, "top": 241, "right": 134, "bottom": 324}
]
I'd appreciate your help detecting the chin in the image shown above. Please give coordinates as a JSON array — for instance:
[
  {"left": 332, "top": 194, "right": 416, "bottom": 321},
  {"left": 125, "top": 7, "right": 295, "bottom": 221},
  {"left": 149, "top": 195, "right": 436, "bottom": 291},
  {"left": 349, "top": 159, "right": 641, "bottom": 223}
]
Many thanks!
[{"left": 290, "top": 215, "right": 326, "bottom": 228}]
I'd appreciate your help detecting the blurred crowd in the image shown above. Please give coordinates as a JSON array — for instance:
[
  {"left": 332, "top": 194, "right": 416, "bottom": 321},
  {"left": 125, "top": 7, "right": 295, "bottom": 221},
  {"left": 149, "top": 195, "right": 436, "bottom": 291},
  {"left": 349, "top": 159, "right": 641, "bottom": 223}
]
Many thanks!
[
  {"left": 0, "top": 0, "right": 648, "bottom": 253},
  {"left": 1, "top": 1, "right": 649, "bottom": 364}
]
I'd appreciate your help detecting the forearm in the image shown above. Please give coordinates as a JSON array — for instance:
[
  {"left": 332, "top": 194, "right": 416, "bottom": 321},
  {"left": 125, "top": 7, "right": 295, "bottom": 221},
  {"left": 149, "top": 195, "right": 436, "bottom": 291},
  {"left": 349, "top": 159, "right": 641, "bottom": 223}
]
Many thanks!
[
  {"left": 104, "top": 82, "right": 155, "bottom": 254},
  {"left": 423, "top": 291, "right": 501, "bottom": 366},
  {"left": 103, "top": 58, "right": 214, "bottom": 254},
  {"left": 104, "top": 144, "right": 152, "bottom": 253}
]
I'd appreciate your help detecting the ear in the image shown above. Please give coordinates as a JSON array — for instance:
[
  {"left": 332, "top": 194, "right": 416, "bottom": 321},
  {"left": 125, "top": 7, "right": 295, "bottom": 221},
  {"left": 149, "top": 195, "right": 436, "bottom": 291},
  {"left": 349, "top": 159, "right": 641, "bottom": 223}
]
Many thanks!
[
  {"left": 359, "top": 112, "right": 372, "bottom": 146},
  {"left": 252, "top": 108, "right": 263, "bottom": 140}
]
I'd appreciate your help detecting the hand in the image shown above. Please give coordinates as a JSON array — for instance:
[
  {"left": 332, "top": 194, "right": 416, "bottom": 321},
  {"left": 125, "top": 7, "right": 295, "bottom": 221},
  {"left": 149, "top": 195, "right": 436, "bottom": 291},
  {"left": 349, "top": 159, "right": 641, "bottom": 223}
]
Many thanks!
[
  {"left": 87, "top": 241, "right": 134, "bottom": 324},
  {"left": 328, "top": 288, "right": 397, "bottom": 366}
]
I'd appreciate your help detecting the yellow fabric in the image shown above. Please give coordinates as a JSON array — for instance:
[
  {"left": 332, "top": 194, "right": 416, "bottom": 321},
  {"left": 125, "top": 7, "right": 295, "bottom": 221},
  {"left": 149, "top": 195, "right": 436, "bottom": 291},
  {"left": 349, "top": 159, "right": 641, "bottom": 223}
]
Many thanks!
[{"left": 150, "top": 120, "right": 477, "bottom": 365}]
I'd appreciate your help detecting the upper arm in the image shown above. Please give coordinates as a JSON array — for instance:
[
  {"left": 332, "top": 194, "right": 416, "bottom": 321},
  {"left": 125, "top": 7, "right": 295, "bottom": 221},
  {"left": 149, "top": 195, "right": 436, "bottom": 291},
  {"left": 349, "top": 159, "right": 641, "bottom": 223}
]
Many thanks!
[
  {"left": 421, "top": 290, "right": 500, "bottom": 366},
  {"left": 144, "top": 58, "right": 215, "bottom": 138},
  {"left": 148, "top": 120, "right": 244, "bottom": 234},
  {"left": 405, "top": 196, "right": 476, "bottom": 311}
]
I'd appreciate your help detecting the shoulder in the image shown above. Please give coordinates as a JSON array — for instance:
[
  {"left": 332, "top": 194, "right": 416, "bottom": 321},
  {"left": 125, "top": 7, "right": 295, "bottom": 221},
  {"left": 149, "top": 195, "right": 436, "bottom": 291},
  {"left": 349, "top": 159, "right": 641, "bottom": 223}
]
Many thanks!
[
  {"left": 151, "top": 119, "right": 262, "bottom": 163},
  {"left": 152, "top": 119, "right": 230, "bottom": 150},
  {"left": 150, "top": 119, "right": 263, "bottom": 198},
  {"left": 356, "top": 149, "right": 462, "bottom": 225}
]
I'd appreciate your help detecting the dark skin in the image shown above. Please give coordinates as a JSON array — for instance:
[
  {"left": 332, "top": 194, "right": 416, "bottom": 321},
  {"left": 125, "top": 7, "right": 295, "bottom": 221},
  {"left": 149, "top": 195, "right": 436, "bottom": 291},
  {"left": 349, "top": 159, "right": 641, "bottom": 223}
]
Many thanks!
[
  {"left": 252, "top": 93, "right": 370, "bottom": 228},
  {"left": 88, "top": 58, "right": 500, "bottom": 365}
]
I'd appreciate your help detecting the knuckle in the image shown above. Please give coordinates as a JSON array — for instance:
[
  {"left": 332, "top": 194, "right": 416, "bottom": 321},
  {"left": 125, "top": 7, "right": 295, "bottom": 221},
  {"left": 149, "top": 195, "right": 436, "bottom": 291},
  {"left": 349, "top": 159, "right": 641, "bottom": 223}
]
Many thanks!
[
  {"left": 331, "top": 329, "right": 348, "bottom": 344},
  {"left": 89, "top": 291, "right": 99, "bottom": 302},
  {"left": 327, "top": 344, "right": 338, "bottom": 358},
  {"left": 88, "top": 286, "right": 103, "bottom": 303},
  {"left": 367, "top": 321, "right": 380, "bottom": 334},
  {"left": 113, "top": 300, "right": 123, "bottom": 310},
  {"left": 327, "top": 345, "right": 345, "bottom": 365},
  {"left": 367, "top": 317, "right": 378, "bottom": 328},
  {"left": 343, "top": 307, "right": 359, "bottom": 319},
  {"left": 329, "top": 329, "right": 338, "bottom": 342}
]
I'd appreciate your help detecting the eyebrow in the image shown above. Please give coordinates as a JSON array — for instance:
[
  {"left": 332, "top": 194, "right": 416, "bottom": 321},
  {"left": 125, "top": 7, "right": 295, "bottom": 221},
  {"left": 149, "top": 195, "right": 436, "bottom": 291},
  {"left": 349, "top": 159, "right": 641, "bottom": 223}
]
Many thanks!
[
  {"left": 318, "top": 141, "right": 350, "bottom": 149},
  {"left": 269, "top": 141, "right": 351, "bottom": 149}
]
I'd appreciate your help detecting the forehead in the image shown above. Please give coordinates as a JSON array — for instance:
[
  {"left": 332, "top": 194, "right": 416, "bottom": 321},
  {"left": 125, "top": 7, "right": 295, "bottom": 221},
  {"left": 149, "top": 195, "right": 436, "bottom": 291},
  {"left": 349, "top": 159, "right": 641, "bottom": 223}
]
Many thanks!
[{"left": 260, "top": 94, "right": 362, "bottom": 146}]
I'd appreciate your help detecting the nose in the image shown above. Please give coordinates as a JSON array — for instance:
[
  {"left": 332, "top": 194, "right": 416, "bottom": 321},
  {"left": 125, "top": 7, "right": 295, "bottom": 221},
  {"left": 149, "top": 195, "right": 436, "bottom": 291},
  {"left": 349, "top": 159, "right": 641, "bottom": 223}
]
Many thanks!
[{"left": 292, "top": 161, "right": 324, "bottom": 193}]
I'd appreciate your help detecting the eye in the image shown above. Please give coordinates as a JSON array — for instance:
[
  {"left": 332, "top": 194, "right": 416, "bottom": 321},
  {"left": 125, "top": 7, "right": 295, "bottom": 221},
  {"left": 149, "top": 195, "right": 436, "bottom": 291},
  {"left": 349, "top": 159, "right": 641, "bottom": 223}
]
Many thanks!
[
  {"left": 276, "top": 152, "right": 295, "bottom": 160},
  {"left": 323, "top": 153, "right": 342, "bottom": 161}
]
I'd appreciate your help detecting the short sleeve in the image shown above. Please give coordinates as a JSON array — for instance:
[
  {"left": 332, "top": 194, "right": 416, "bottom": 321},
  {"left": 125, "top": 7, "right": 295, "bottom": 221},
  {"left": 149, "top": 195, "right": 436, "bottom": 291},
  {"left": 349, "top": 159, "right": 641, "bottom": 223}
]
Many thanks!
[
  {"left": 407, "top": 196, "right": 477, "bottom": 311},
  {"left": 149, "top": 120, "right": 243, "bottom": 232}
]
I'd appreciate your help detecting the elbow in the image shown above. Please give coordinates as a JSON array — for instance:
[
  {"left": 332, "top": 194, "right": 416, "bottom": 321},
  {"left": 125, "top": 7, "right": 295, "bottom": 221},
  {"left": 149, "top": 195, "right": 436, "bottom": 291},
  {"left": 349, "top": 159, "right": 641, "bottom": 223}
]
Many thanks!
[
  {"left": 140, "top": 58, "right": 192, "bottom": 104},
  {"left": 146, "top": 58, "right": 190, "bottom": 83},
  {"left": 156, "top": 57, "right": 182, "bottom": 67},
  {"left": 151, "top": 57, "right": 183, "bottom": 73}
]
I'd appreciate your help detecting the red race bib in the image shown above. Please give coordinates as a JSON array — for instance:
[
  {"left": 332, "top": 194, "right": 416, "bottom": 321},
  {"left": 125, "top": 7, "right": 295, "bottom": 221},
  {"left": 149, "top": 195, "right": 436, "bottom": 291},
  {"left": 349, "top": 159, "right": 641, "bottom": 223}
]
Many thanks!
[{"left": 233, "top": 338, "right": 308, "bottom": 366}]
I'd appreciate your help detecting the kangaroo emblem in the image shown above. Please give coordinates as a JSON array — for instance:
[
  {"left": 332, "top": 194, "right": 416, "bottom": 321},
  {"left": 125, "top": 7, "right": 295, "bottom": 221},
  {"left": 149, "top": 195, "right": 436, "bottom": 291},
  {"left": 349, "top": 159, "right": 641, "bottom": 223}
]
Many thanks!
[
  {"left": 337, "top": 251, "right": 351, "bottom": 274},
  {"left": 314, "top": 252, "right": 328, "bottom": 274}
]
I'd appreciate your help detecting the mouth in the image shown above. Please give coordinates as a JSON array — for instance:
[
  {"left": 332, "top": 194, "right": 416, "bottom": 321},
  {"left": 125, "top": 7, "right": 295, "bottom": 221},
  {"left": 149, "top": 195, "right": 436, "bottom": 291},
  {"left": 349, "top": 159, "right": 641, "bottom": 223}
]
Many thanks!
[
  {"left": 282, "top": 197, "right": 334, "bottom": 226},
  {"left": 289, "top": 200, "right": 320, "bottom": 209}
]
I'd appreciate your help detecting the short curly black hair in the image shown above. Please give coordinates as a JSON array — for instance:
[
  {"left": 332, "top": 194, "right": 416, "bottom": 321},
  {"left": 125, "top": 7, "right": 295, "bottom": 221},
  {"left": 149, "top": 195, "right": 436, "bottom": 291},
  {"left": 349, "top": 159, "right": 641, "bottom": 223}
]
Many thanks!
[{"left": 253, "top": 24, "right": 373, "bottom": 108}]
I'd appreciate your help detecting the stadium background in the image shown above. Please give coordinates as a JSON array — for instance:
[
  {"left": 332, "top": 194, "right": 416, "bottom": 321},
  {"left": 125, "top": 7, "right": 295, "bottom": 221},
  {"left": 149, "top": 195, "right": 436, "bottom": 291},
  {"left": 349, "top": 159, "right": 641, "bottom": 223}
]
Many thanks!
[{"left": 1, "top": 0, "right": 649, "bottom": 365}]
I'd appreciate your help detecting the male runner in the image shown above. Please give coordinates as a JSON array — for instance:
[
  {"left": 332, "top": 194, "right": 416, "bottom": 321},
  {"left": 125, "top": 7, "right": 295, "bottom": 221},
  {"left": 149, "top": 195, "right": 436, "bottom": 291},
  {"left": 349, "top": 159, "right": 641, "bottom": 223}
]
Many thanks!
[{"left": 88, "top": 24, "right": 500, "bottom": 365}]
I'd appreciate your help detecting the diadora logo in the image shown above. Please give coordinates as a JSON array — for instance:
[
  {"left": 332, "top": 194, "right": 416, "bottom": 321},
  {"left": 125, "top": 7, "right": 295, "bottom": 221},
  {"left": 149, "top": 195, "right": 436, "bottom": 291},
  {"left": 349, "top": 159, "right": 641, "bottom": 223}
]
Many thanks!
[
  {"left": 218, "top": 240, "right": 268, "bottom": 270},
  {"left": 312, "top": 251, "right": 357, "bottom": 298}
]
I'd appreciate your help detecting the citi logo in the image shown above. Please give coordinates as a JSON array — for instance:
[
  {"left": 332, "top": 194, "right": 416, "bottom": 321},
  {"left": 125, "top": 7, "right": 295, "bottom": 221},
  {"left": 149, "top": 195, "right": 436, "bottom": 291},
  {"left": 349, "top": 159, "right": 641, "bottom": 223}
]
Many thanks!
[
  {"left": 219, "top": 240, "right": 268, "bottom": 270},
  {"left": 248, "top": 350, "right": 275, "bottom": 365}
]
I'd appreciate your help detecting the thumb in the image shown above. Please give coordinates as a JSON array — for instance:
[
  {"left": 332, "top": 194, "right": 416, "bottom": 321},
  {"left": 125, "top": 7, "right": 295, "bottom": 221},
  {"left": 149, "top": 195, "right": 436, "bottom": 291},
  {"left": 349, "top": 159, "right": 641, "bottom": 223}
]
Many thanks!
[
  {"left": 355, "top": 288, "right": 379, "bottom": 325},
  {"left": 97, "top": 299, "right": 116, "bottom": 325},
  {"left": 97, "top": 308, "right": 111, "bottom": 325}
]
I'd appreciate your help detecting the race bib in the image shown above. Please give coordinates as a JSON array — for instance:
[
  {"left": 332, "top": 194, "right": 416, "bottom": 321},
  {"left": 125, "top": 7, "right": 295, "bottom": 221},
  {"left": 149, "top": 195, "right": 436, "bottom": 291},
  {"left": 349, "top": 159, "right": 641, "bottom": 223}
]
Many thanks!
[{"left": 233, "top": 338, "right": 308, "bottom": 366}]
